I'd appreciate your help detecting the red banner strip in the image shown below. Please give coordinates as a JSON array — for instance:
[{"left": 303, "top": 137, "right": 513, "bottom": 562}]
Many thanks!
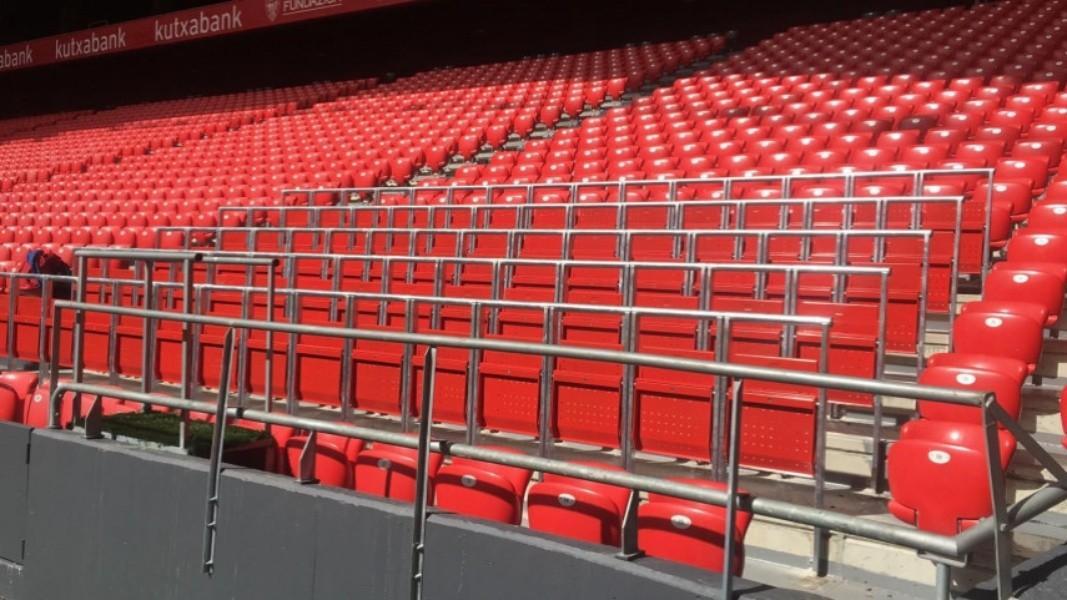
[{"left": 0, "top": 0, "right": 415, "bottom": 74}]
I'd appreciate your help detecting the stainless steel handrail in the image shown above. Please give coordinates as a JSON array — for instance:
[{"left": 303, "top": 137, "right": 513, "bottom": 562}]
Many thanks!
[
  {"left": 47, "top": 295, "right": 1054, "bottom": 600},
  {"left": 275, "top": 168, "right": 993, "bottom": 274}
]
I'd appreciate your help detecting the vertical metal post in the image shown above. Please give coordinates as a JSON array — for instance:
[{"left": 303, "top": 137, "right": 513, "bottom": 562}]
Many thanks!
[
  {"left": 537, "top": 307, "right": 556, "bottom": 457},
  {"left": 192, "top": 286, "right": 206, "bottom": 402},
  {"left": 5, "top": 273, "right": 16, "bottom": 370},
  {"left": 56, "top": 254, "right": 89, "bottom": 429},
  {"left": 180, "top": 258, "right": 195, "bottom": 450},
  {"left": 721, "top": 379, "right": 745, "bottom": 600},
  {"left": 875, "top": 274, "right": 889, "bottom": 379},
  {"left": 106, "top": 281, "right": 120, "bottom": 384},
  {"left": 235, "top": 289, "right": 251, "bottom": 410},
  {"left": 917, "top": 234, "right": 931, "bottom": 372},
  {"left": 616, "top": 490, "right": 643, "bottom": 560},
  {"left": 935, "top": 562, "right": 953, "bottom": 600},
  {"left": 285, "top": 289, "right": 299, "bottom": 416},
  {"left": 711, "top": 318, "right": 731, "bottom": 480},
  {"left": 619, "top": 311, "right": 637, "bottom": 470},
  {"left": 829, "top": 233, "right": 846, "bottom": 303},
  {"left": 754, "top": 234, "right": 769, "bottom": 297},
  {"left": 399, "top": 299, "right": 416, "bottom": 432},
  {"left": 874, "top": 199, "right": 887, "bottom": 262},
  {"left": 982, "top": 395, "right": 1014, "bottom": 600},
  {"left": 47, "top": 303, "right": 63, "bottom": 429},
  {"left": 981, "top": 171, "right": 993, "bottom": 282},
  {"left": 948, "top": 198, "right": 963, "bottom": 350},
  {"left": 410, "top": 346, "right": 438, "bottom": 600},
  {"left": 782, "top": 270, "right": 798, "bottom": 355},
  {"left": 35, "top": 279, "right": 52, "bottom": 380},
  {"left": 812, "top": 325, "right": 830, "bottom": 575},
  {"left": 340, "top": 295, "right": 355, "bottom": 422},
  {"left": 465, "top": 303, "right": 483, "bottom": 446},
  {"left": 265, "top": 260, "right": 277, "bottom": 415},
  {"left": 202, "top": 328, "right": 236, "bottom": 575},
  {"left": 843, "top": 172, "right": 856, "bottom": 198},
  {"left": 141, "top": 260, "right": 156, "bottom": 398},
  {"left": 696, "top": 276, "right": 713, "bottom": 354}
]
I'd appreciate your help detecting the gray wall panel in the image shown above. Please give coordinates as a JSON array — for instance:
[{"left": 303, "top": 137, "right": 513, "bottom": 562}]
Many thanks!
[
  {"left": 8, "top": 429, "right": 812, "bottom": 600},
  {"left": 422, "top": 514, "right": 814, "bottom": 600},
  {"left": 0, "top": 422, "right": 30, "bottom": 564},
  {"left": 22, "top": 430, "right": 217, "bottom": 600},
  {"left": 214, "top": 469, "right": 413, "bottom": 600},
  {"left": 0, "top": 558, "right": 23, "bottom": 600}
]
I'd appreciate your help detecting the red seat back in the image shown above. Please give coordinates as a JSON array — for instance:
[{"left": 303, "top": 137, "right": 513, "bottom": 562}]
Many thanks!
[{"left": 888, "top": 420, "right": 1015, "bottom": 534}]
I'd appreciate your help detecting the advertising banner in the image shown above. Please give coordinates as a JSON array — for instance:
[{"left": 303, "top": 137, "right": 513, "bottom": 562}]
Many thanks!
[{"left": 0, "top": 0, "right": 414, "bottom": 73}]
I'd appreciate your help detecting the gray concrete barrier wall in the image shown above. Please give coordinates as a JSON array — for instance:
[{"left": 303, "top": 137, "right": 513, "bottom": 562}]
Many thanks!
[
  {"left": 0, "top": 422, "right": 29, "bottom": 565},
  {"left": 423, "top": 514, "right": 805, "bottom": 600},
  {"left": 1, "top": 427, "right": 812, "bottom": 600},
  {"left": 0, "top": 421, "right": 30, "bottom": 600}
]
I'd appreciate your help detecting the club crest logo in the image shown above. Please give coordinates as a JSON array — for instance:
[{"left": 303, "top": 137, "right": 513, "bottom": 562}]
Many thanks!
[{"left": 265, "top": 0, "right": 281, "bottom": 22}]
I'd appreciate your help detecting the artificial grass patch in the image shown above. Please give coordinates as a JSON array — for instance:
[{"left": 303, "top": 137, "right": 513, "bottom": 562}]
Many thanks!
[{"left": 101, "top": 411, "right": 270, "bottom": 457}]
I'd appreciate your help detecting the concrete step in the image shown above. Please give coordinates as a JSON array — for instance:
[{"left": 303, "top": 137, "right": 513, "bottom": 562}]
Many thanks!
[
  {"left": 1037, "top": 339, "right": 1067, "bottom": 379},
  {"left": 741, "top": 484, "right": 1067, "bottom": 598}
]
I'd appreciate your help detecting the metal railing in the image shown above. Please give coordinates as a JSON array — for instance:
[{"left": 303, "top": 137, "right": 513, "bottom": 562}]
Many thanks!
[
  {"left": 159, "top": 226, "right": 932, "bottom": 319},
  {"left": 221, "top": 194, "right": 963, "bottom": 238},
  {"left": 9, "top": 254, "right": 850, "bottom": 569},
  {"left": 275, "top": 168, "right": 994, "bottom": 273},
  {"left": 0, "top": 248, "right": 898, "bottom": 492},
  {"left": 183, "top": 283, "right": 829, "bottom": 461},
  {"left": 223, "top": 195, "right": 964, "bottom": 276},
  {"left": 44, "top": 247, "right": 1067, "bottom": 600},
  {"left": 148, "top": 234, "right": 917, "bottom": 358},
  {"left": 58, "top": 248, "right": 278, "bottom": 447},
  {"left": 2, "top": 253, "right": 892, "bottom": 377},
  {"left": 216, "top": 195, "right": 964, "bottom": 315},
  {"left": 147, "top": 249, "right": 897, "bottom": 371}
]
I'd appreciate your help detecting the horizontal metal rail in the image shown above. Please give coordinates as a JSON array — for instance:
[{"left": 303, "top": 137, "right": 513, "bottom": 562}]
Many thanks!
[
  {"left": 158, "top": 225, "right": 931, "bottom": 321},
  {"left": 220, "top": 196, "right": 961, "bottom": 341},
  {"left": 47, "top": 248, "right": 1053, "bottom": 600},
  {"left": 51, "top": 379, "right": 970, "bottom": 558},
  {"left": 277, "top": 167, "right": 993, "bottom": 275},
  {"left": 140, "top": 242, "right": 901, "bottom": 368},
  {"left": 47, "top": 299, "right": 1015, "bottom": 590},
  {"left": 279, "top": 168, "right": 993, "bottom": 200},
  {"left": 0, "top": 253, "right": 893, "bottom": 369},
  {"left": 51, "top": 301, "right": 977, "bottom": 402},
  {"left": 149, "top": 279, "right": 834, "bottom": 484},
  {"left": 55, "top": 271, "right": 832, "bottom": 473},
  {"left": 222, "top": 194, "right": 964, "bottom": 231}
]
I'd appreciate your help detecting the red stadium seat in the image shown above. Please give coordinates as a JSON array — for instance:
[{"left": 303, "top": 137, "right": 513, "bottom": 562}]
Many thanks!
[
  {"left": 926, "top": 353, "right": 1030, "bottom": 386},
  {"left": 0, "top": 371, "right": 37, "bottom": 422},
  {"left": 434, "top": 452, "right": 533, "bottom": 524},
  {"left": 1027, "top": 203, "right": 1067, "bottom": 233},
  {"left": 959, "top": 301, "right": 1049, "bottom": 333},
  {"left": 952, "top": 308, "right": 1044, "bottom": 372},
  {"left": 983, "top": 267, "right": 1064, "bottom": 327},
  {"left": 1061, "top": 386, "right": 1067, "bottom": 449},
  {"left": 917, "top": 364, "right": 1022, "bottom": 425},
  {"left": 638, "top": 478, "right": 752, "bottom": 574},
  {"left": 1005, "top": 232, "right": 1067, "bottom": 279},
  {"left": 974, "top": 180, "right": 1032, "bottom": 223},
  {"left": 285, "top": 433, "right": 364, "bottom": 488},
  {"left": 995, "top": 156, "right": 1050, "bottom": 191},
  {"left": 527, "top": 463, "right": 631, "bottom": 545},
  {"left": 353, "top": 442, "right": 444, "bottom": 502},
  {"left": 888, "top": 419, "right": 1016, "bottom": 535}
]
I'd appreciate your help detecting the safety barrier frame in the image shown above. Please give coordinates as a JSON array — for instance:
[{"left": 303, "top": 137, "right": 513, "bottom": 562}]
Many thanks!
[{"left": 46, "top": 288, "right": 1065, "bottom": 600}]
